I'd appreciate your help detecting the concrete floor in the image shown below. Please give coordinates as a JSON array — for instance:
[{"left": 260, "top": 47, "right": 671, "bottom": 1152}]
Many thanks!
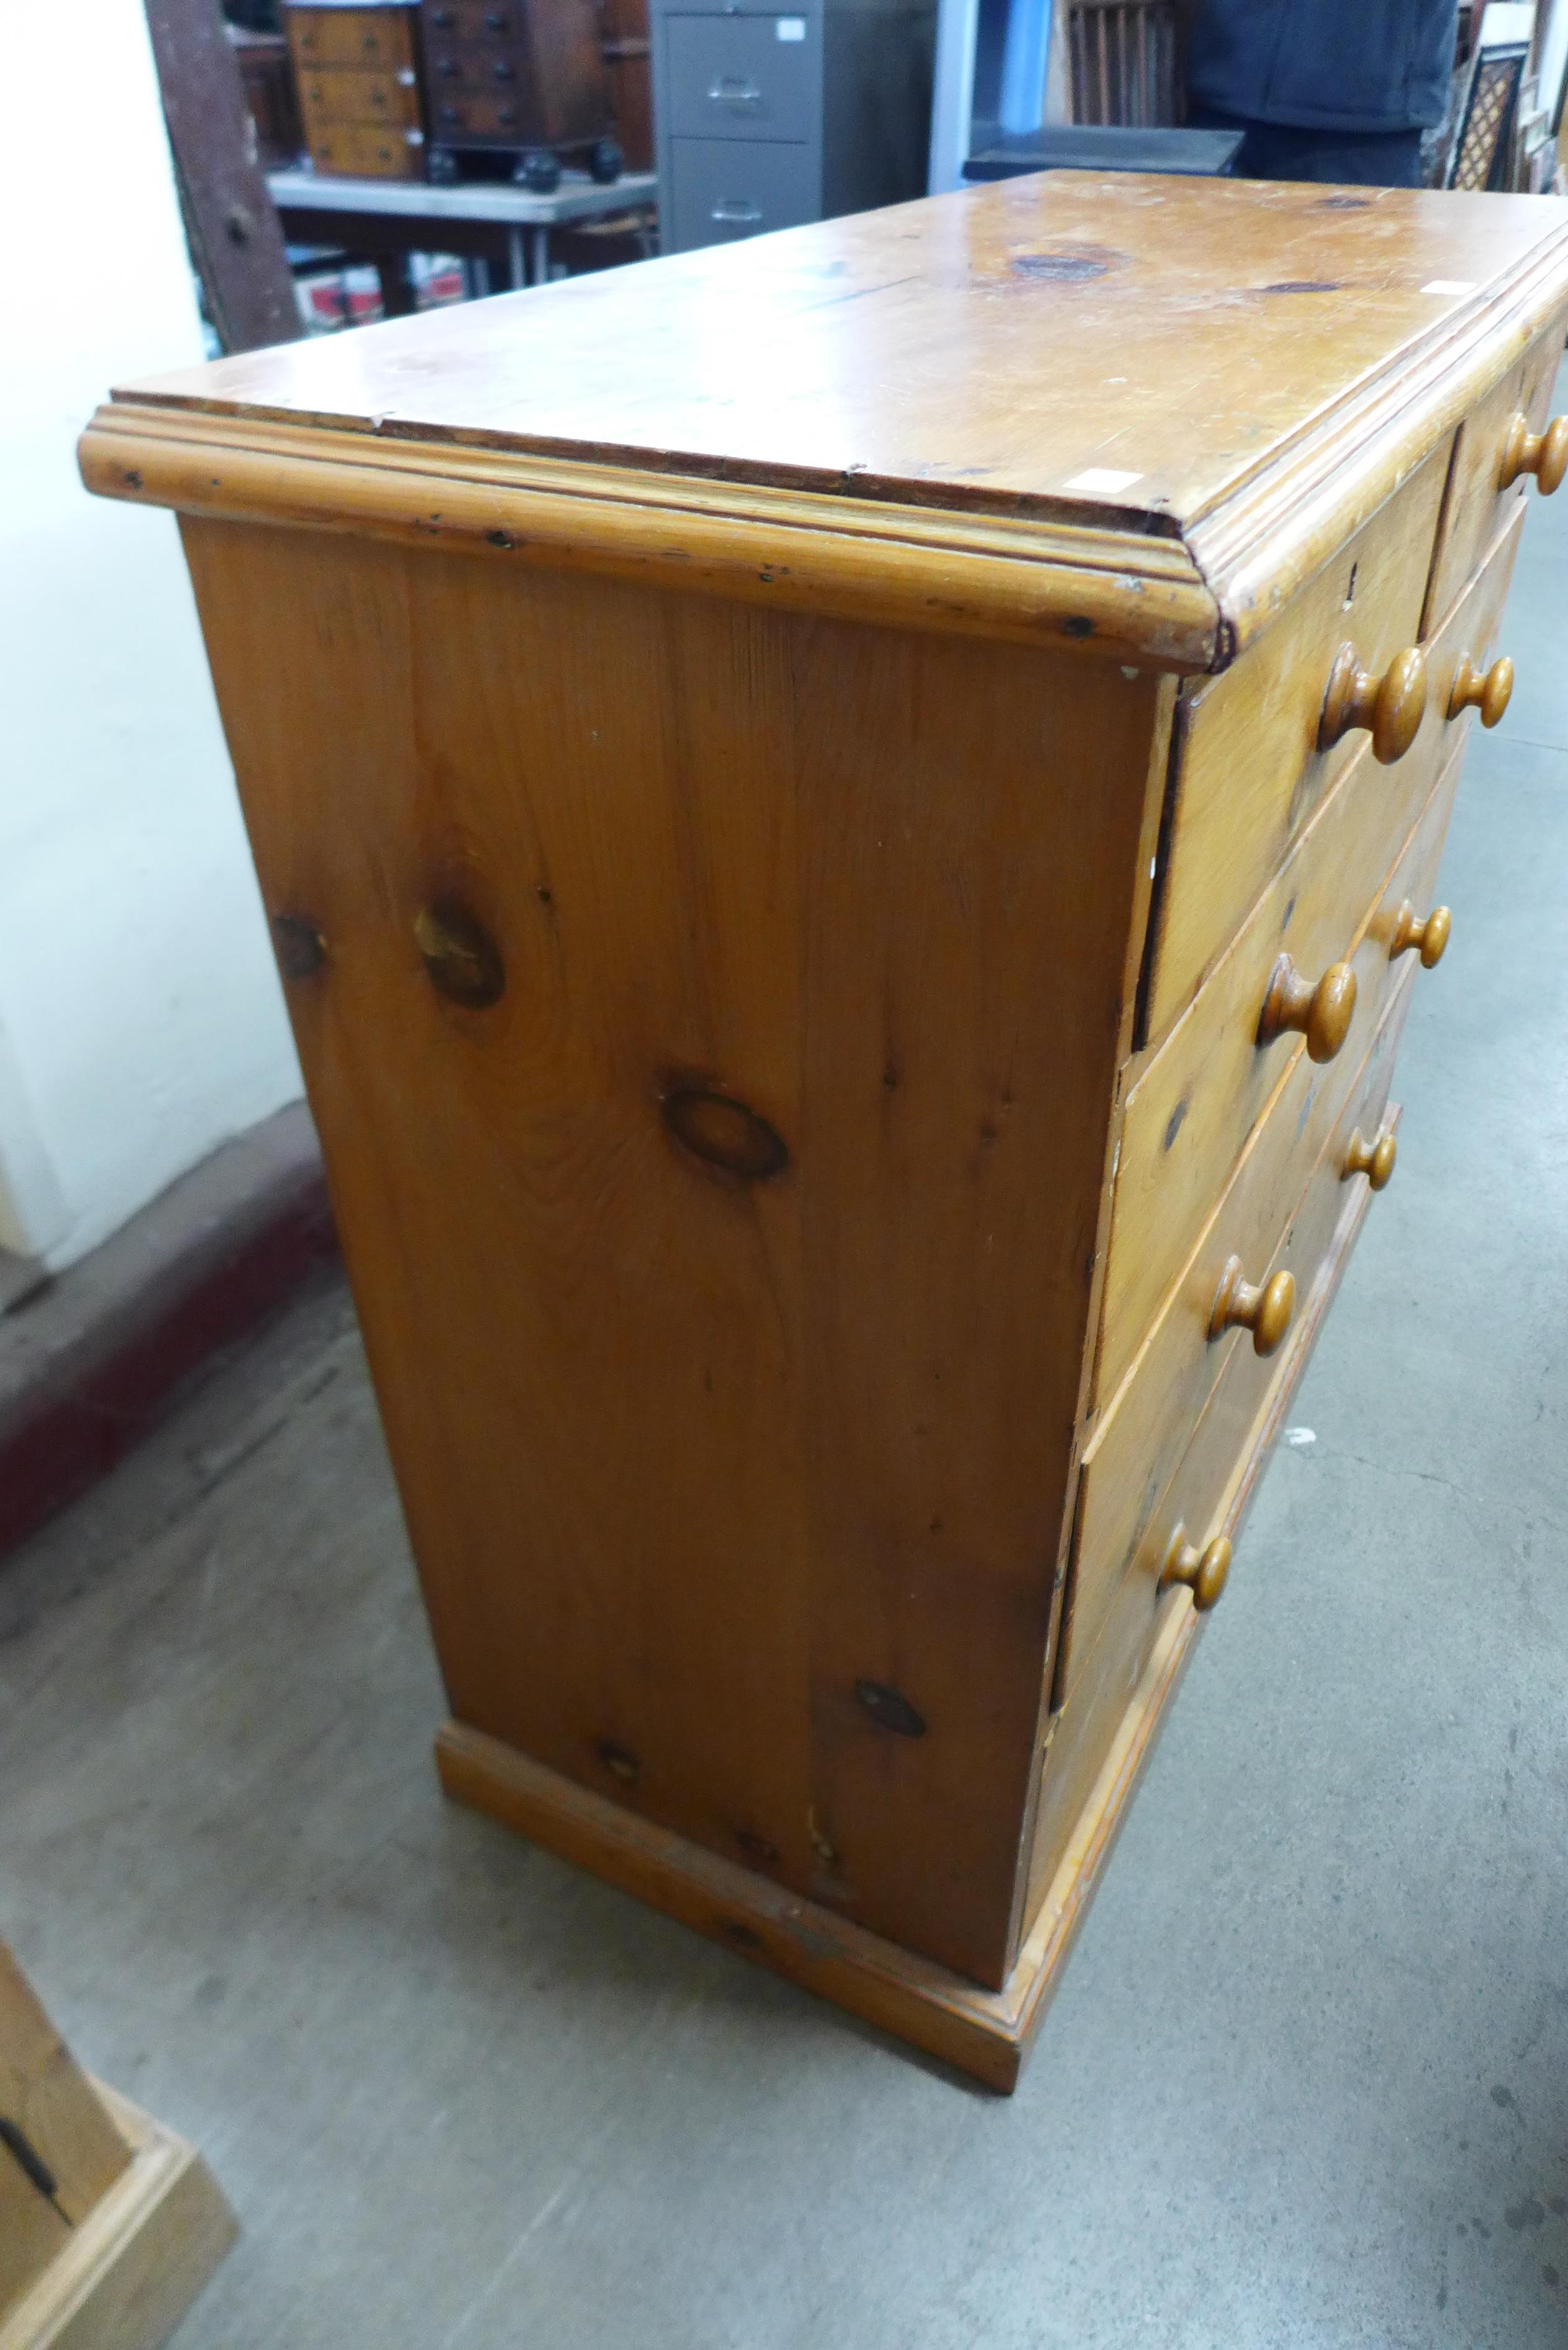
[{"left": 4, "top": 465, "right": 1568, "bottom": 2350}]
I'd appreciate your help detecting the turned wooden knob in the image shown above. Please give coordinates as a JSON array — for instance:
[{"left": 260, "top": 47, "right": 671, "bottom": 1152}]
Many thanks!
[
  {"left": 1159, "top": 1526, "right": 1233, "bottom": 1612},
  {"left": 1389, "top": 900, "right": 1450, "bottom": 968},
  {"left": 1500, "top": 411, "right": 1568, "bottom": 495},
  {"left": 1318, "top": 642, "right": 1427, "bottom": 763},
  {"left": 1447, "top": 652, "right": 1513, "bottom": 727},
  {"left": 1258, "top": 953, "right": 1356, "bottom": 1062},
  {"left": 1210, "top": 1255, "right": 1295, "bottom": 1356},
  {"left": 1343, "top": 1125, "right": 1398, "bottom": 1190}
]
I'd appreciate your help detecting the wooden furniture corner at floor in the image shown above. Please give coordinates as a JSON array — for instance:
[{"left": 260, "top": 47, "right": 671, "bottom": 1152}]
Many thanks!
[
  {"left": 78, "top": 172, "right": 1568, "bottom": 2089},
  {"left": 0, "top": 1941, "right": 235, "bottom": 2350}
]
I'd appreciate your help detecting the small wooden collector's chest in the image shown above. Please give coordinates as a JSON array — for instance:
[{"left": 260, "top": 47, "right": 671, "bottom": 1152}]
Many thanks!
[
  {"left": 284, "top": 0, "right": 426, "bottom": 180},
  {"left": 416, "top": 0, "right": 617, "bottom": 182},
  {"left": 81, "top": 176, "right": 1568, "bottom": 2088}
]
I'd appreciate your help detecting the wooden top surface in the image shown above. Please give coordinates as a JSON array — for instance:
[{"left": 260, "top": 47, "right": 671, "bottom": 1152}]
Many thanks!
[{"left": 114, "top": 174, "right": 1568, "bottom": 531}]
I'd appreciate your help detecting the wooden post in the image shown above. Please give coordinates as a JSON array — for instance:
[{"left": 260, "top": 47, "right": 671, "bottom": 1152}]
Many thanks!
[
  {"left": 142, "top": 0, "right": 302, "bottom": 353},
  {"left": 0, "top": 1942, "right": 235, "bottom": 2350}
]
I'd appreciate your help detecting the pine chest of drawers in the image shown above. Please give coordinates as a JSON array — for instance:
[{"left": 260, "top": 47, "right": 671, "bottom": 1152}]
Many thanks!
[{"left": 80, "top": 174, "right": 1568, "bottom": 2089}]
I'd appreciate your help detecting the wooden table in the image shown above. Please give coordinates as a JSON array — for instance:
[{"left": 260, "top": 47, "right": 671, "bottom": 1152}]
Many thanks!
[{"left": 267, "top": 165, "right": 660, "bottom": 306}]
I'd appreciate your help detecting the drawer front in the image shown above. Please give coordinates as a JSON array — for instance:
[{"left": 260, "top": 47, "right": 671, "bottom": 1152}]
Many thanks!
[
  {"left": 425, "top": 1, "right": 522, "bottom": 36},
  {"left": 299, "top": 66, "right": 420, "bottom": 126},
  {"left": 429, "top": 87, "right": 533, "bottom": 135},
  {"left": 1424, "top": 324, "right": 1563, "bottom": 634},
  {"left": 1022, "top": 1092, "right": 1397, "bottom": 1931},
  {"left": 665, "top": 16, "right": 816, "bottom": 143},
  {"left": 289, "top": 6, "right": 415, "bottom": 69},
  {"left": 666, "top": 136, "right": 817, "bottom": 248},
  {"left": 308, "top": 119, "right": 426, "bottom": 174},
  {"left": 424, "top": 42, "right": 532, "bottom": 84},
  {"left": 1100, "top": 507, "right": 1520, "bottom": 1408},
  {"left": 1063, "top": 959, "right": 1417, "bottom": 1703},
  {"left": 1143, "top": 446, "right": 1447, "bottom": 1049}
]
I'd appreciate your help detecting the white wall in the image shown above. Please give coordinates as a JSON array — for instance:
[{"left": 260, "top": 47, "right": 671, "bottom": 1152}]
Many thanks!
[{"left": 0, "top": 0, "right": 302, "bottom": 1272}]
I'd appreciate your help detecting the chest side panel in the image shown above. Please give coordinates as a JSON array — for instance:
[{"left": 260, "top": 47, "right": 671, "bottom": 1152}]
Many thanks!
[{"left": 180, "top": 518, "right": 1162, "bottom": 1988}]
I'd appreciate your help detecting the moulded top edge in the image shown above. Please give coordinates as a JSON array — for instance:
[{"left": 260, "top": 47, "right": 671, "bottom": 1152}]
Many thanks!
[{"left": 106, "top": 174, "right": 1568, "bottom": 543}]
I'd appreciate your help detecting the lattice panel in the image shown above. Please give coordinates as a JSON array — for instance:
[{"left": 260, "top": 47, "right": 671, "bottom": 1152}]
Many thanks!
[{"left": 1452, "top": 52, "right": 1525, "bottom": 190}]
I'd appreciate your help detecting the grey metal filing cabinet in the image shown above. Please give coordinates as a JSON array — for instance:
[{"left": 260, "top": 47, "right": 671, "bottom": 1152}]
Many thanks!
[{"left": 650, "top": 0, "right": 935, "bottom": 253}]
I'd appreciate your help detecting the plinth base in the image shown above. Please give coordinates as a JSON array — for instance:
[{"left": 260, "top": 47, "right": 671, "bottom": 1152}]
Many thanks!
[{"left": 436, "top": 1590, "right": 1201, "bottom": 2094}]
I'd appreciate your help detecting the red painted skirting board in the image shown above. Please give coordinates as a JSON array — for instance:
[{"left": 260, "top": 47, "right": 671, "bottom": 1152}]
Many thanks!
[{"left": 0, "top": 1103, "right": 339, "bottom": 1562}]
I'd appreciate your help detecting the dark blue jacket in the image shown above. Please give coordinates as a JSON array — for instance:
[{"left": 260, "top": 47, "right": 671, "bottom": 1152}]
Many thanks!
[{"left": 1187, "top": 0, "right": 1458, "bottom": 132}]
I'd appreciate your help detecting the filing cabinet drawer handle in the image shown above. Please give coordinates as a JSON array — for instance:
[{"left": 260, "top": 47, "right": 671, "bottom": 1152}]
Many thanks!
[
  {"left": 1389, "top": 900, "right": 1450, "bottom": 969},
  {"left": 1500, "top": 411, "right": 1568, "bottom": 496},
  {"left": 1209, "top": 1257, "right": 1295, "bottom": 1357},
  {"left": 1447, "top": 653, "right": 1513, "bottom": 728},
  {"left": 1318, "top": 642, "right": 1427, "bottom": 763},
  {"left": 1159, "top": 1527, "right": 1233, "bottom": 1612},
  {"left": 1343, "top": 1125, "right": 1397, "bottom": 1190},
  {"left": 708, "top": 77, "right": 764, "bottom": 106},
  {"left": 712, "top": 199, "right": 764, "bottom": 223},
  {"left": 1258, "top": 953, "right": 1356, "bottom": 1062}
]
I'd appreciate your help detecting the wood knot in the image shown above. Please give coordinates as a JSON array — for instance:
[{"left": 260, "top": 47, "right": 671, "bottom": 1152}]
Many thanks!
[
  {"left": 662, "top": 1087, "right": 788, "bottom": 1181},
  {"left": 594, "top": 1738, "right": 640, "bottom": 1784},
  {"left": 414, "top": 902, "right": 505, "bottom": 1008},
  {"left": 854, "top": 1680, "right": 927, "bottom": 1738},
  {"left": 1012, "top": 248, "right": 1115, "bottom": 281},
  {"left": 271, "top": 914, "right": 326, "bottom": 980}
]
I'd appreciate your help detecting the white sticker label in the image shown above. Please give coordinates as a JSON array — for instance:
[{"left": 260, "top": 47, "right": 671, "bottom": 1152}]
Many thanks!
[
  {"left": 1421, "top": 278, "right": 1477, "bottom": 296},
  {"left": 1063, "top": 467, "right": 1142, "bottom": 494},
  {"left": 776, "top": 15, "right": 806, "bottom": 35}
]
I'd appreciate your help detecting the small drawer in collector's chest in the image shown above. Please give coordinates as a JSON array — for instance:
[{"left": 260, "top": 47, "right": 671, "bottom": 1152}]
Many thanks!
[
  {"left": 429, "top": 90, "right": 531, "bottom": 136},
  {"left": 286, "top": 2, "right": 418, "bottom": 70},
  {"left": 424, "top": 1, "right": 524, "bottom": 36},
  {"left": 309, "top": 119, "right": 426, "bottom": 174},
  {"left": 297, "top": 65, "right": 421, "bottom": 127}
]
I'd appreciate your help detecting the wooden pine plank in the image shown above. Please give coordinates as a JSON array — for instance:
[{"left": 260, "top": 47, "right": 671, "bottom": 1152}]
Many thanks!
[
  {"left": 77, "top": 403, "right": 1221, "bottom": 670},
  {"left": 142, "top": 0, "right": 302, "bottom": 354},
  {"left": 0, "top": 1949, "right": 129, "bottom": 2315},
  {"left": 436, "top": 1560, "right": 1208, "bottom": 2092},
  {"left": 82, "top": 177, "right": 1568, "bottom": 572},
  {"left": 177, "top": 517, "right": 1165, "bottom": 1988},
  {"left": 0, "top": 2087, "right": 235, "bottom": 2350}
]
